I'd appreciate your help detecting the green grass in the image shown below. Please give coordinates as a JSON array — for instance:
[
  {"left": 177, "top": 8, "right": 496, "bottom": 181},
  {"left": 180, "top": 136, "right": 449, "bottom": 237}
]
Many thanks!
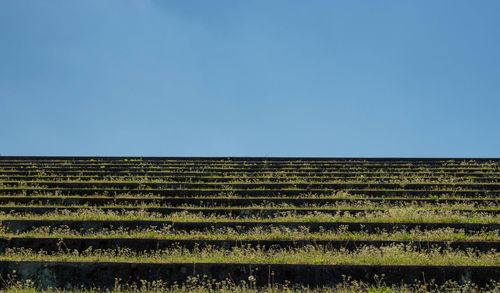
[
  {"left": 2, "top": 187, "right": 499, "bottom": 193},
  {"left": 0, "top": 201, "right": 497, "bottom": 210},
  {"left": 2, "top": 276, "right": 499, "bottom": 293},
  {"left": 5, "top": 226, "right": 498, "bottom": 242},
  {"left": 1, "top": 208, "right": 498, "bottom": 223},
  {"left": 0, "top": 193, "right": 498, "bottom": 201},
  {"left": 1, "top": 245, "right": 499, "bottom": 266},
  {"left": 4, "top": 180, "right": 500, "bottom": 186}
]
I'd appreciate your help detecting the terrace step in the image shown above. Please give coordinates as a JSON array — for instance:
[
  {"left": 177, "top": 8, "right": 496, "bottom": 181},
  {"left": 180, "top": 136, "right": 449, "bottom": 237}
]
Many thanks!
[
  {"left": 4, "top": 181, "right": 500, "bottom": 190},
  {"left": 0, "top": 206, "right": 497, "bottom": 216},
  {"left": 2, "top": 170, "right": 500, "bottom": 176},
  {"left": 1, "top": 188, "right": 498, "bottom": 197},
  {"left": 0, "top": 237, "right": 497, "bottom": 252},
  {"left": 0, "top": 196, "right": 497, "bottom": 206},
  {"left": 3, "top": 175, "right": 500, "bottom": 183},
  {"left": 0, "top": 159, "right": 496, "bottom": 165},
  {"left": 0, "top": 220, "right": 497, "bottom": 233},
  {"left": 0, "top": 261, "right": 497, "bottom": 289}
]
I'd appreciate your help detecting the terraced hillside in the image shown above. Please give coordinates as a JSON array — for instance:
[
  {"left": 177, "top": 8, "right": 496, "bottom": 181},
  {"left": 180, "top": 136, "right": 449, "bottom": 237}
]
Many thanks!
[{"left": 0, "top": 157, "right": 498, "bottom": 292}]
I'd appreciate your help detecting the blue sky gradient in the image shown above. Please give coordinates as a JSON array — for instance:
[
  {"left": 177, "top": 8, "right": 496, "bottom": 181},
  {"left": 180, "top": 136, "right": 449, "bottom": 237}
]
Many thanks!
[{"left": 1, "top": 1, "right": 499, "bottom": 157}]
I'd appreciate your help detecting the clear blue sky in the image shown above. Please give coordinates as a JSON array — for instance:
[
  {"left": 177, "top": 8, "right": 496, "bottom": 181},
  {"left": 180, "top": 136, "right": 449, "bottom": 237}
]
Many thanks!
[{"left": 1, "top": 1, "right": 499, "bottom": 157}]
